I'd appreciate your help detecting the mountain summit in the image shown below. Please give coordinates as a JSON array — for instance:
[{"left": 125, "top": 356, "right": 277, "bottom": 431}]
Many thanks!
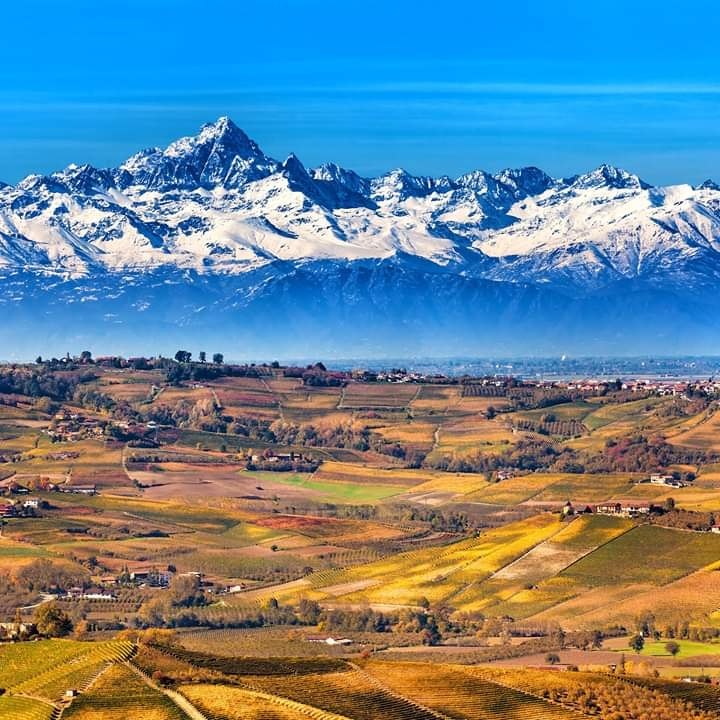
[
  {"left": 1, "top": 117, "right": 720, "bottom": 357},
  {"left": 117, "top": 116, "right": 279, "bottom": 190}
]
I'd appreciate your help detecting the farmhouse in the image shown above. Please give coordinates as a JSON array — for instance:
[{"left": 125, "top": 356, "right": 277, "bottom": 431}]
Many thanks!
[
  {"left": 82, "top": 592, "right": 116, "bottom": 601},
  {"left": 620, "top": 502, "right": 652, "bottom": 517},
  {"left": 307, "top": 636, "right": 354, "bottom": 646},
  {"left": 0, "top": 621, "right": 36, "bottom": 638},
  {"left": 128, "top": 569, "right": 172, "bottom": 587},
  {"left": 595, "top": 503, "right": 622, "bottom": 516},
  {"left": 59, "top": 484, "right": 97, "bottom": 496},
  {"left": 650, "top": 473, "right": 685, "bottom": 488},
  {"left": 594, "top": 502, "right": 652, "bottom": 518},
  {"left": 252, "top": 450, "right": 303, "bottom": 463},
  {"left": 64, "top": 586, "right": 116, "bottom": 601}
]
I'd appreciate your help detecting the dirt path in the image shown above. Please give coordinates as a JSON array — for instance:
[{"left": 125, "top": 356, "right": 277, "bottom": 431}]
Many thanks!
[
  {"left": 12, "top": 692, "right": 58, "bottom": 711},
  {"left": 209, "top": 387, "right": 222, "bottom": 410},
  {"left": 260, "top": 377, "right": 285, "bottom": 421},
  {"left": 56, "top": 661, "right": 115, "bottom": 718},
  {"left": 125, "top": 661, "right": 208, "bottom": 720},
  {"left": 19, "top": 591, "right": 56, "bottom": 611},
  {"left": 432, "top": 426, "right": 441, "bottom": 451},
  {"left": 165, "top": 688, "right": 211, "bottom": 720},
  {"left": 120, "top": 444, "right": 136, "bottom": 486},
  {"left": 407, "top": 384, "right": 423, "bottom": 416}
]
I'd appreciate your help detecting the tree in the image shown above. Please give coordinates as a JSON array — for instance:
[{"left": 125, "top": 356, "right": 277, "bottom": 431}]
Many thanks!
[
  {"left": 213, "top": 353, "right": 224, "bottom": 365},
  {"left": 636, "top": 612, "right": 656, "bottom": 637},
  {"left": 139, "top": 596, "right": 169, "bottom": 626},
  {"left": 169, "top": 574, "right": 205, "bottom": 607},
  {"left": 545, "top": 652, "right": 561, "bottom": 665},
  {"left": 297, "top": 599, "right": 321, "bottom": 624},
  {"left": 80, "top": 350, "right": 92, "bottom": 363},
  {"left": 630, "top": 634, "right": 645, "bottom": 654},
  {"left": 617, "top": 653, "right": 626, "bottom": 674},
  {"left": 35, "top": 602, "right": 73, "bottom": 637},
  {"left": 174, "top": 350, "right": 191, "bottom": 363},
  {"left": 422, "top": 615, "right": 441, "bottom": 646},
  {"left": 199, "top": 351, "right": 206, "bottom": 363},
  {"left": 17, "top": 558, "right": 84, "bottom": 593},
  {"left": 35, "top": 356, "right": 43, "bottom": 365},
  {"left": 665, "top": 640, "right": 680, "bottom": 657}
]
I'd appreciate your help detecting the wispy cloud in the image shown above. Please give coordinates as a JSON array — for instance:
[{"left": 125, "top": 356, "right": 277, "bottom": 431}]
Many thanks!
[
  {"left": 350, "top": 81, "right": 720, "bottom": 96},
  {"left": 1, "top": 81, "right": 719, "bottom": 113}
]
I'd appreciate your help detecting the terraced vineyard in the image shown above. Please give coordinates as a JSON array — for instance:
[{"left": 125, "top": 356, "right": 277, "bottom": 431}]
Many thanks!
[
  {"left": 181, "top": 684, "right": 348, "bottom": 720},
  {"left": 13, "top": 642, "right": 134, "bottom": 702},
  {"left": 246, "top": 666, "right": 440, "bottom": 720},
  {"left": 0, "top": 695, "right": 56, "bottom": 720},
  {"left": 63, "top": 663, "right": 188, "bottom": 720},
  {"left": 513, "top": 418, "right": 587, "bottom": 437},
  {"left": 0, "top": 640, "right": 136, "bottom": 720},
  {"left": 0, "top": 640, "right": 134, "bottom": 701},
  {"left": 460, "top": 384, "right": 508, "bottom": 398},
  {"left": 115, "top": 643, "right": 720, "bottom": 720},
  {"left": 176, "top": 627, "right": 358, "bottom": 658},
  {"left": 363, "top": 661, "right": 584, "bottom": 720},
  {"left": 558, "top": 524, "right": 720, "bottom": 587},
  {"left": 150, "top": 643, "right": 347, "bottom": 676}
]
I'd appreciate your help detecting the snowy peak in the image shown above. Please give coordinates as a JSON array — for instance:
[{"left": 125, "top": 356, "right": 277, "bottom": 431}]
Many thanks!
[
  {"left": 55, "top": 164, "right": 115, "bottom": 195},
  {"left": 455, "top": 169, "right": 495, "bottom": 194},
  {"left": 697, "top": 179, "right": 720, "bottom": 191},
  {"left": 15, "top": 173, "right": 70, "bottom": 195},
  {"left": 279, "top": 153, "right": 323, "bottom": 201},
  {"left": 569, "top": 164, "right": 651, "bottom": 191},
  {"left": 184, "top": 116, "right": 256, "bottom": 152},
  {"left": 118, "top": 116, "right": 279, "bottom": 190},
  {"left": 281, "top": 152, "right": 312, "bottom": 181},
  {"left": 312, "top": 162, "right": 371, "bottom": 196},
  {"left": 456, "top": 166, "right": 555, "bottom": 210},
  {"left": 494, "top": 166, "right": 555, "bottom": 198},
  {"left": 310, "top": 162, "right": 375, "bottom": 210},
  {"left": 370, "top": 169, "right": 453, "bottom": 202}
]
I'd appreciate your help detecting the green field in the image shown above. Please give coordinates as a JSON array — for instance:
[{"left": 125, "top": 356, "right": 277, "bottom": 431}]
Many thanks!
[
  {"left": 245, "top": 470, "right": 405, "bottom": 502},
  {"left": 620, "top": 639, "right": 720, "bottom": 658}
]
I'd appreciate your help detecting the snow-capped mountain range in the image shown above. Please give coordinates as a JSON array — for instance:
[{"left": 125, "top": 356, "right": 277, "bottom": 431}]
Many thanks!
[{"left": 1, "top": 117, "right": 719, "bottom": 358}]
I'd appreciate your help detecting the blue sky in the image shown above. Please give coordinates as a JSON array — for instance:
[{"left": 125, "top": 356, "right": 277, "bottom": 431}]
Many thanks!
[{"left": 1, "top": 0, "right": 719, "bottom": 184}]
